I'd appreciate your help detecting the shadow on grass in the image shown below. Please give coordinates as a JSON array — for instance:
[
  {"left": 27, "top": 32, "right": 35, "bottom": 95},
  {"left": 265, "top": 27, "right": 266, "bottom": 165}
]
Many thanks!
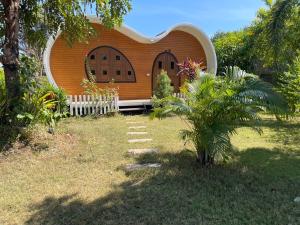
[
  {"left": 25, "top": 148, "right": 299, "bottom": 225},
  {"left": 258, "top": 118, "right": 300, "bottom": 148}
]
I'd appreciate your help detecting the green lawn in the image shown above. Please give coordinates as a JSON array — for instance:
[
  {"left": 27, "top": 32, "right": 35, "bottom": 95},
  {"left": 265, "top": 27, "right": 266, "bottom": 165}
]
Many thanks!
[{"left": 0, "top": 115, "right": 299, "bottom": 225}]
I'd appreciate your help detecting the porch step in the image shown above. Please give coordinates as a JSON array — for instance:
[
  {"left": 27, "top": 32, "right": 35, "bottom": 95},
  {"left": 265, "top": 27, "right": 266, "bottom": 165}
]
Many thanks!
[{"left": 119, "top": 107, "right": 145, "bottom": 112}]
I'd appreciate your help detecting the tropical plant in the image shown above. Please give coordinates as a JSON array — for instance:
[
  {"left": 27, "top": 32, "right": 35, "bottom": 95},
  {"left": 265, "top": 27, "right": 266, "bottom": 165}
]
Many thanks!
[
  {"left": 151, "top": 68, "right": 289, "bottom": 166},
  {"left": 266, "top": 0, "right": 300, "bottom": 72},
  {"left": 178, "top": 58, "right": 206, "bottom": 81},
  {"left": 277, "top": 54, "right": 300, "bottom": 112},
  {"left": 40, "top": 82, "right": 68, "bottom": 114},
  {"left": 212, "top": 0, "right": 300, "bottom": 77},
  {"left": 16, "top": 91, "right": 67, "bottom": 134},
  {"left": 267, "top": 0, "right": 300, "bottom": 47},
  {"left": 154, "top": 70, "right": 174, "bottom": 99}
]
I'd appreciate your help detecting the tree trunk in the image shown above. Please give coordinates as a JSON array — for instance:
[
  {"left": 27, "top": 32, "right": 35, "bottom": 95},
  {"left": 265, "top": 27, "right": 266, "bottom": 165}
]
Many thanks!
[
  {"left": 197, "top": 150, "right": 214, "bottom": 166},
  {"left": 1, "top": 0, "right": 20, "bottom": 103}
]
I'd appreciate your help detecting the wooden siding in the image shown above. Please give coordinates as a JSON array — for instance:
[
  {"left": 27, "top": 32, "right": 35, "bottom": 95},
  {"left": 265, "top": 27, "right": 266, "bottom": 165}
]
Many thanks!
[{"left": 50, "top": 24, "right": 207, "bottom": 100}]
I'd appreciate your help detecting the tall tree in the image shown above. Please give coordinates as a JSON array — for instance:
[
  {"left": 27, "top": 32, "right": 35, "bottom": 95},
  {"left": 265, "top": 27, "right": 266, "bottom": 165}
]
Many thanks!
[
  {"left": 0, "top": 0, "right": 131, "bottom": 104},
  {"left": 267, "top": 0, "right": 300, "bottom": 71}
]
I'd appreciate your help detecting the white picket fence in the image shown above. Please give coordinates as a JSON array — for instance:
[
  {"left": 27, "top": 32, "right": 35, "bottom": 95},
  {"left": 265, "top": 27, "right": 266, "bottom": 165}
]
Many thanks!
[
  {"left": 68, "top": 95, "right": 119, "bottom": 116},
  {"left": 67, "top": 93, "right": 186, "bottom": 116}
]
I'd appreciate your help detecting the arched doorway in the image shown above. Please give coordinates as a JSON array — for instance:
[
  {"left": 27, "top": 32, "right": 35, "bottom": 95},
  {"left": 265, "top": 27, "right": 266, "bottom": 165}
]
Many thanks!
[{"left": 152, "top": 51, "right": 180, "bottom": 93}]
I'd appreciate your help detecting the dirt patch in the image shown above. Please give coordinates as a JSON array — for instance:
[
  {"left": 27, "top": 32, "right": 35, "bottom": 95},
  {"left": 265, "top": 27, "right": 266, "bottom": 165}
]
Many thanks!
[{"left": 0, "top": 128, "right": 77, "bottom": 161}]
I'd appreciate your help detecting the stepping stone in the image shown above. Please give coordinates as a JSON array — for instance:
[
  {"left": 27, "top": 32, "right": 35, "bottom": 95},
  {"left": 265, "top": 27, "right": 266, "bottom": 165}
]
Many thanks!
[
  {"left": 294, "top": 197, "right": 300, "bottom": 203},
  {"left": 128, "top": 139, "right": 152, "bottom": 143},
  {"left": 127, "top": 148, "right": 158, "bottom": 155},
  {"left": 127, "top": 132, "right": 148, "bottom": 135},
  {"left": 128, "top": 126, "right": 146, "bottom": 129},
  {"left": 124, "top": 163, "right": 161, "bottom": 172},
  {"left": 126, "top": 121, "right": 144, "bottom": 124}
]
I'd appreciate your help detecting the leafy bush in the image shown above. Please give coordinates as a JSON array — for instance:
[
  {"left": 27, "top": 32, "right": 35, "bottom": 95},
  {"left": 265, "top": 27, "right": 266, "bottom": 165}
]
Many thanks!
[
  {"left": 1, "top": 55, "right": 68, "bottom": 134},
  {"left": 151, "top": 67, "right": 289, "bottom": 166},
  {"left": 16, "top": 85, "right": 68, "bottom": 133},
  {"left": 277, "top": 55, "right": 300, "bottom": 112},
  {"left": 153, "top": 70, "right": 174, "bottom": 99},
  {"left": 212, "top": 31, "right": 250, "bottom": 74},
  {"left": 40, "top": 82, "right": 68, "bottom": 114}
]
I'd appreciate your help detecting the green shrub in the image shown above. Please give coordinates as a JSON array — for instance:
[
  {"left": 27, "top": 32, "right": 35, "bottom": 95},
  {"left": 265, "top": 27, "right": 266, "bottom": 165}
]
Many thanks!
[
  {"left": 40, "top": 82, "right": 68, "bottom": 114},
  {"left": 151, "top": 67, "right": 289, "bottom": 166},
  {"left": 154, "top": 70, "right": 174, "bottom": 99},
  {"left": 1, "top": 55, "right": 67, "bottom": 131},
  {"left": 277, "top": 55, "right": 300, "bottom": 112}
]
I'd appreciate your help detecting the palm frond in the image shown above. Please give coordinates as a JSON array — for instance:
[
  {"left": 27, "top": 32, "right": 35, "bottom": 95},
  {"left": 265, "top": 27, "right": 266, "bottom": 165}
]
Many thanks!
[{"left": 268, "top": 0, "right": 300, "bottom": 53}]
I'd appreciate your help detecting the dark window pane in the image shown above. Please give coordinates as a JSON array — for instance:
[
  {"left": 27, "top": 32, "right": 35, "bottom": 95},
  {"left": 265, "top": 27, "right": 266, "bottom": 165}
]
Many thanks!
[
  {"left": 116, "top": 70, "right": 121, "bottom": 75},
  {"left": 158, "top": 61, "right": 162, "bottom": 69},
  {"left": 128, "top": 71, "right": 132, "bottom": 76},
  {"left": 90, "top": 55, "right": 95, "bottom": 60},
  {"left": 171, "top": 61, "right": 175, "bottom": 69},
  {"left": 116, "top": 55, "right": 121, "bottom": 60},
  {"left": 91, "top": 70, "right": 96, "bottom": 75},
  {"left": 102, "top": 55, "right": 107, "bottom": 60},
  {"left": 103, "top": 70, "right": 108, "bottom": 75}
]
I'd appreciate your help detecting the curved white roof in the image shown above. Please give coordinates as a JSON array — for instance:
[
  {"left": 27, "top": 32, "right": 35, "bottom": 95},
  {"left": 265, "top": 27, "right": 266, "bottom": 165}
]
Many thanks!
[{"left": 43, "top": 17, "right": 217, "bottom": 88}]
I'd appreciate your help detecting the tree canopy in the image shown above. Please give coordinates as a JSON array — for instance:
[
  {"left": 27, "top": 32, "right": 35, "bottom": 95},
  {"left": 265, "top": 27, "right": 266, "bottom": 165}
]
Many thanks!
[
  {"left": 212, "top": 0, "right": 300, "bottom": 77},
  {"left": 0, "top": 0, "right": 131, "bottom": 102}
]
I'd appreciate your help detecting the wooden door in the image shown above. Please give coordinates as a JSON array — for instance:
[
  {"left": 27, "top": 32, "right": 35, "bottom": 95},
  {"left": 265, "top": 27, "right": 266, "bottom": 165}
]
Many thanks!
[{"left": 152, "top": 51, "right": 180, "bottom": 92}]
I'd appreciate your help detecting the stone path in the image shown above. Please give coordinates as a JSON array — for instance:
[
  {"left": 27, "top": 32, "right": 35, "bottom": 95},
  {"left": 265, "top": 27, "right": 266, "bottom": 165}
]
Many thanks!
[
  {"left": 124, "top": 163, "right": 161, "bottom": 172},
  {"left": 124, "top": 116, "right": 161, "bottom": 172},
  {"left": 127, "top": 148, "right": 159, "bottom": 155},
  {"left": 126, "top": 121, "right": 144, "bottom": 124},
  {"left": 127, "top": 132, "right": 148, "bottom": 135},
  {"left": 128, "top": 139, "right": 152, "bottom": 143},
  {"left": 128, "top": 126, "right": 147, "bottom": 129}
]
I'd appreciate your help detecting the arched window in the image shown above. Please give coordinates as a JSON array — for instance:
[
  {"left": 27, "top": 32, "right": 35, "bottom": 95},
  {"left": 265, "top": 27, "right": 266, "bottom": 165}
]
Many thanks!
[{"left": 86, "top": 46, "right": 136, "bottom": 83}]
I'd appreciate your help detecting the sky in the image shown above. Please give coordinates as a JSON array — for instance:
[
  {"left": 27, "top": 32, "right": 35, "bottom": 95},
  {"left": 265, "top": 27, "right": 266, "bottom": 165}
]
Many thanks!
[{"left": 124, "top": 0, "right": 266, "bottom": 37}]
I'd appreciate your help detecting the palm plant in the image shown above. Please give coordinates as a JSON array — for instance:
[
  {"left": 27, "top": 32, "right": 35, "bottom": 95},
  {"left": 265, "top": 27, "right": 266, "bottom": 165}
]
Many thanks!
[
  {"left": 267, "top": 0, "right": 300, "bottom": 60},
  {"left": 151, "top": 68, "right": 289, "bottom": 166}
]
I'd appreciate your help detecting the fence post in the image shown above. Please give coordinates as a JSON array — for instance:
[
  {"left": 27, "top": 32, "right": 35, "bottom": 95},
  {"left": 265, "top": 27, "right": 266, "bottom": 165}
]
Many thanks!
[
  {"left": 82, "top": 95, "right": 86, "bottom": 115},
  {"left": 115, "top": 95, "right": 119, "bottom": 111},
  {"left": 74, "top": 95, "right": 78, "bottom": 116}
]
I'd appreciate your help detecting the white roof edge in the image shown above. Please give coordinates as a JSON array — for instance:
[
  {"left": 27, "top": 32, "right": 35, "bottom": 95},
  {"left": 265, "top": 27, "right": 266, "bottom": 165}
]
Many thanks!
[{"left": 43, "top": 17, "right": 217, "bottom": 87}]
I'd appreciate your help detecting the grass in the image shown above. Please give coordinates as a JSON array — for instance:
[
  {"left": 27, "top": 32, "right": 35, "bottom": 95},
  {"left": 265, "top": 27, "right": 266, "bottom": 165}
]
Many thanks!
[{"left": 0, "top": 114, "right": 299, "bottom": 225}]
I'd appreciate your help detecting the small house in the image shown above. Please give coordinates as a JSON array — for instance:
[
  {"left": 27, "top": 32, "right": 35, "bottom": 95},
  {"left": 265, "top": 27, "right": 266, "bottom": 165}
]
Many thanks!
[{"left": 44, "top": 17, "right": 217, "bottom": 101}]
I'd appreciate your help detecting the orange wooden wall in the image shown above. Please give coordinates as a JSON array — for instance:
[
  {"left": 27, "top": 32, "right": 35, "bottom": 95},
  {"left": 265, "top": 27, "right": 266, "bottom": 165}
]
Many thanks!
[{"left": 50, "top": 24, "right": 207, "bottom": 100}]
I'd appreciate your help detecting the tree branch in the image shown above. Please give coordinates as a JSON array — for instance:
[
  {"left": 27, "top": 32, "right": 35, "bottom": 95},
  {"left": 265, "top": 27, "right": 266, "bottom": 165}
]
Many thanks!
[{"left": 0, "top": 54, "right": 3, "bottom": 64}]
